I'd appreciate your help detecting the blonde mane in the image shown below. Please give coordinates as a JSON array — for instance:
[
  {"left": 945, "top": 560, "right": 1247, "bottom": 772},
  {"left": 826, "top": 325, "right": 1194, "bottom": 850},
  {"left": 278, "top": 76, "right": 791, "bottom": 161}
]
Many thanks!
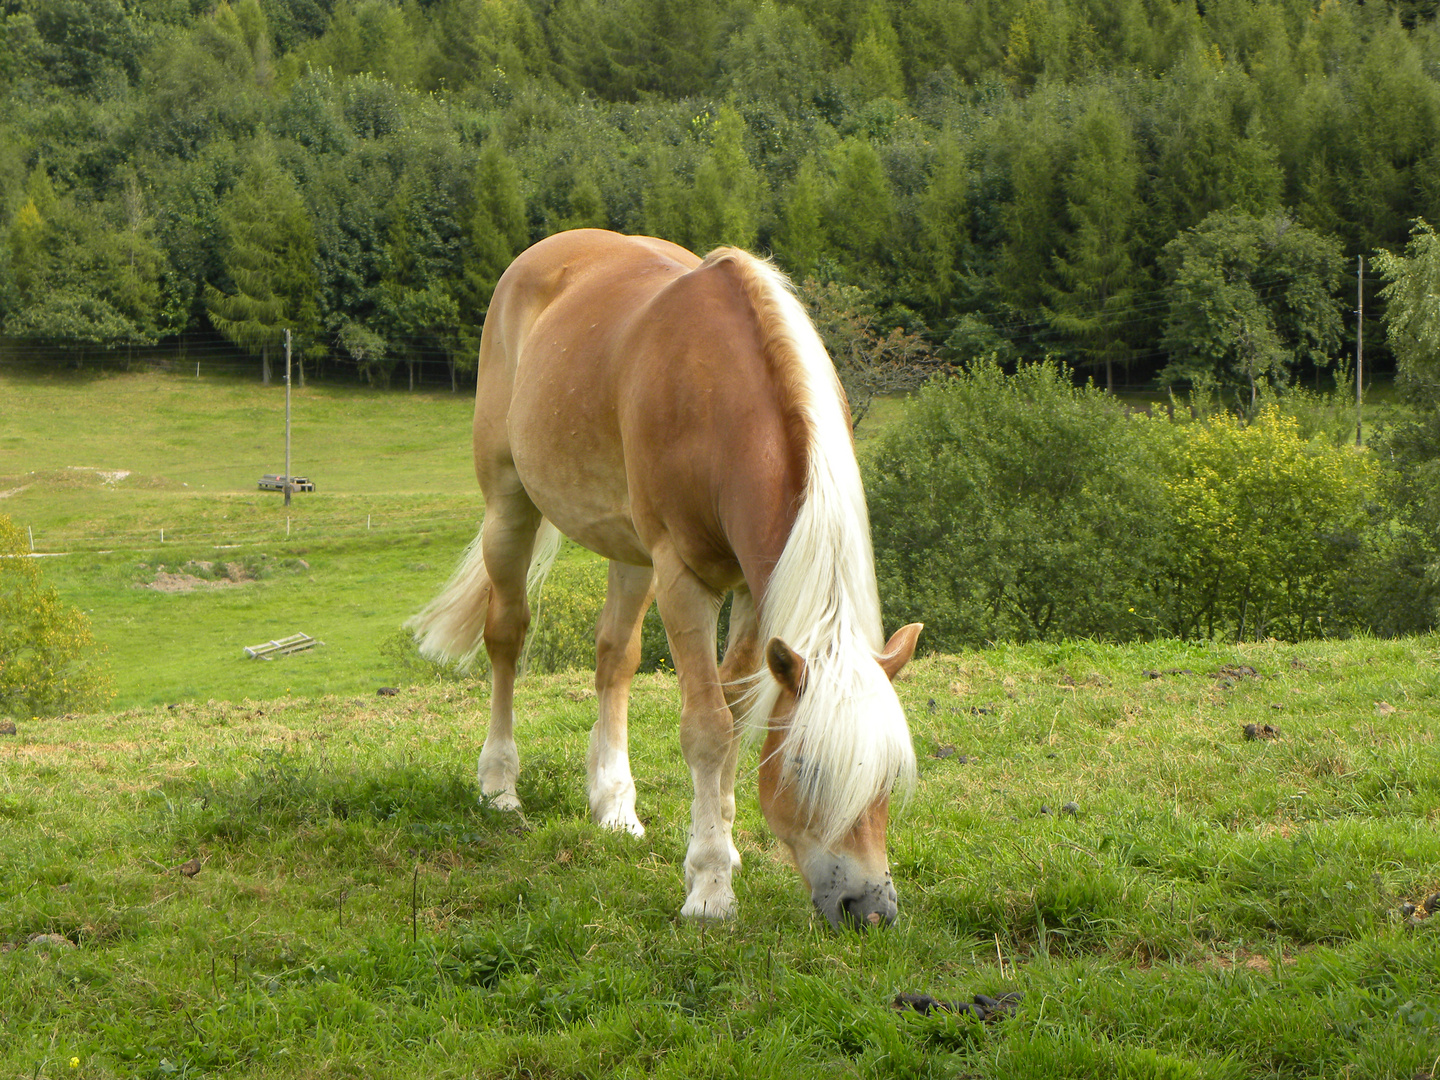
[{"left": 701, "top": 248, "right": 917, "bottom": 847}]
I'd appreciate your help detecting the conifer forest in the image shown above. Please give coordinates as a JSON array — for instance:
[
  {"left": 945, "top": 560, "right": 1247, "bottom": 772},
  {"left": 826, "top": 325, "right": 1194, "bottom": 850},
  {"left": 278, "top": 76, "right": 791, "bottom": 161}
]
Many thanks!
[{"left": 3, "top": 0, "right": 1439, "bottom": 395}]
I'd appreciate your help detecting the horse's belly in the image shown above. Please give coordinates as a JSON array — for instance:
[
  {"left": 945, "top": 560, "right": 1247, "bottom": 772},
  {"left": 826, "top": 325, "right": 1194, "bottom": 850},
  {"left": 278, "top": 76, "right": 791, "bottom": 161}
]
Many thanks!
[
  {"left": 537, "top": 496, "right": 651, "bottom": 567},
  {"left": 508, "top": 416, "right": 651, "bottom": 567}
]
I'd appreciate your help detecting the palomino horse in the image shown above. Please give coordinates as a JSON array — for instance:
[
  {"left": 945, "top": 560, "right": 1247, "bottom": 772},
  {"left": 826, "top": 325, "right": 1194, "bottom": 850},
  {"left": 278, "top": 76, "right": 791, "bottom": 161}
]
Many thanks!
[{"left": 409, "top": 229, "right": 921, "bottom": 929}]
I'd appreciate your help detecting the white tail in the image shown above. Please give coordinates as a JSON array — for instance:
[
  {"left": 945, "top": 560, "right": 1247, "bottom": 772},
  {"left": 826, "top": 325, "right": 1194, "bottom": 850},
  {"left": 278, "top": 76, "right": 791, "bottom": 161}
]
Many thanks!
[{"left": 406, "top": 518, "right": 562, "bottom": 669}]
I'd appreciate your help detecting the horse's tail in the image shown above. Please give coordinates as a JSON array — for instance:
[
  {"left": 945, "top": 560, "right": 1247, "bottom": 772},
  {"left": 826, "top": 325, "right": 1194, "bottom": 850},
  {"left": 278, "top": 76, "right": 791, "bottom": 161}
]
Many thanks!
[{"left": 407, "top": 517, "right": 562, "bottom": 669}]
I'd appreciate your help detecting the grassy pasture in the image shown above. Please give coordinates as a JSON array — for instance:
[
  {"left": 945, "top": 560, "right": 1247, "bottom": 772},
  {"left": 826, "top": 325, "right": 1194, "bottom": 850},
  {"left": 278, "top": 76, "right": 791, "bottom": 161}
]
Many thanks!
[
  {"left": 1, "top": 367, "right": 489, "bottom": 706},
  {"left": 4, "top": 369, "right": 1440, "bottom": 1077},
  {"left": 3, "top": 638, "right": 1439, "bottom": 1078}
]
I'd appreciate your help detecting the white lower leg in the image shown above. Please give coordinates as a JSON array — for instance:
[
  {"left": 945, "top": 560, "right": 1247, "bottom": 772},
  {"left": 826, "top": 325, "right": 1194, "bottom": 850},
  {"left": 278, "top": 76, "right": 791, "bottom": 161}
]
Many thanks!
[
  {"left": 477, "top": 724, "right": 521, "bottom": 811},
  {"left": 681, "top": 776, "right": 737, "bottom": 920},
  {"left": 588, "top": 722, "right": 644, "bottom": 836}
]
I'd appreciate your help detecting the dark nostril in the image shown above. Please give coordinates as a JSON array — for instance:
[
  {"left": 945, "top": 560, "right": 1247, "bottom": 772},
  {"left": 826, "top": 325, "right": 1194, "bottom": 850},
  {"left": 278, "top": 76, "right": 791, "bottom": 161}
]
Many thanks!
[{"left": 842, "top": 895, "right": 895, "bottom": 930}]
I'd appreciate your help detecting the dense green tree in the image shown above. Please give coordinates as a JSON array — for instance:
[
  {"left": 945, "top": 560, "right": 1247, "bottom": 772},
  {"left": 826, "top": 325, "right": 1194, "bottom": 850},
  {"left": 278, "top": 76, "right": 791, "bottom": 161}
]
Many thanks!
[
  {"left": 910, "top": 135, "right": 970, "bottom": 318},
  {"left": 374, "top": 174, "right": 464, "bottom": 390},
  {"left": 639, "top": 142, "right": 686, "bottom": 242},
  {"left": 14, "top": 0, "right": 148, "bottom": 92},
  {"left": 284, "top": 0, "right": 419, "bottom": 87},
  {"left": 464, "top": 140, "right": 528, "bottom": 315},
  {"left": 718, "top": 3, "right": 826, "bottom": 117},
  {"left": 1158, "top": 209, "right": 1346, "bottom": 408},
  {"left": 558, "top": 172, "right": 607, "bottom": 232},
  {"left": 1375, "top": 218, "right": 1440, "bottom": 406},
  {"left": 549, "top": 0, "right": 729, "bottom": 100},
  {"left": 3, "top": 163, "right": 169, "bottom": 350},
  {"left": 1144, "top": 48, "right": 1283, "bottom": 247},
  {"left": 822, "top": 136, "right": 892, "bottom": 275},
  {"left": 1046, "top": 91, "right": 1141, "bottom": 392},
  {"left": 772, "top": 156, "right": 824, "bottom": 279},
  {"left": 205, "top": 137, "right": 320, "bottom": 383},
  {"left": 134, "top": 3, "right": 271, "bottom": 160},
  {"left": 992, "top": 96, "right": 1067, "bottom": 333},
  {"left": 1342, "top": 19, "right": 1440, "bottom": 250},
  {"left": 848, "top": 2, "right": 904, "bottom": 101},
  {"left": 258, "top": 0, "right": 334, "bottom": 54},
  {"left": 420, "top": 0, "right": 548, "bottom": 96},
  {"left": 686, "top": 105, "right": 761, "bottom": 252}
]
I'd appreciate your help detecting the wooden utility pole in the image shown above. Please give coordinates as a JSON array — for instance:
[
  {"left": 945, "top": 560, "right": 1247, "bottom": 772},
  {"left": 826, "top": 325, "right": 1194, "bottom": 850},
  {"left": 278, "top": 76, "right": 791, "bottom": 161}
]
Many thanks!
[
  {"left": 284, "top": 329, "right": 293, "bottom": 507},
  {"left": 1356, "top": 255, "right": 1364, "bottom": 448}
]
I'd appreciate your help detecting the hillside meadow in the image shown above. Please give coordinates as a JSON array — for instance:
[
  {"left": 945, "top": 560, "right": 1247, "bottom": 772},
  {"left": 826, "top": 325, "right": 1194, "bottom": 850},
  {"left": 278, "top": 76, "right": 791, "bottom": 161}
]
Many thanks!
[
  {"left": 3, "top": 636, "right": 1439, "bottom": 1078},
  {"left": 3, "top": 368, "right": 1440, "bottom": 1078},
  {"left": 1, "top": 365, "right": 484, "bottom": 705}
]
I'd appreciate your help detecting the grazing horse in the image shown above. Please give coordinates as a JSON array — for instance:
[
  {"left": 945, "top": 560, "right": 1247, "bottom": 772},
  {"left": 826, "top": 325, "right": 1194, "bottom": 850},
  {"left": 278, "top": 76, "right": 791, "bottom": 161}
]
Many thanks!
[{"left": 408, "top": 229, "right": 921, "bottom": 929}]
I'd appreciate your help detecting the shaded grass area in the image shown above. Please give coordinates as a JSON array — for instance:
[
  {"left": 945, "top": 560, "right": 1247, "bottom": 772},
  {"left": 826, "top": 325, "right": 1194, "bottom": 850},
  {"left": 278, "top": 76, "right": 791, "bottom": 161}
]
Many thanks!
[{"left": 3, "top": 638, "right": 1439, "bottom": 1078}]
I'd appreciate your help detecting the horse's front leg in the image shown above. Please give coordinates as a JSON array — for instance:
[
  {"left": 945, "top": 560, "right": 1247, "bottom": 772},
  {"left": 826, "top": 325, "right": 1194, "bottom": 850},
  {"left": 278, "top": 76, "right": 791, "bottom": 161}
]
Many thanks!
[
  {"left": 716, "top": 587, "right": 760, "bottom": 875},
  {"left": 589, "top": 561, "right": 655, "bottom": 836},
  {"left": 653, "top": 551, "right": 739, "bottom": 920}
]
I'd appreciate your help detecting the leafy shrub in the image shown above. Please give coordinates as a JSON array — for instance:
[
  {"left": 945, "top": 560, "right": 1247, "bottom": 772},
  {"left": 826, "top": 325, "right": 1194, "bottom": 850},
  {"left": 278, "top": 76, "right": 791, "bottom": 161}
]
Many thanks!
[
  {"left": 1333, "top": 411, "right": 1440, "bottom": 635},
  {"left": 865, "top": 365, "right": 1381, "bottom": 649},
  {"left": 1159, "top": 406, "right": 1375, "bottom": 641},
  {"left": 0, "top": 514, "right": 112, "bottom": 716},
  {"left": 525, "top": 555, "right": 606, "bottom": 674},
  {"left": 385, "top": 551, "right": 609, "bottom": 683},
  {"left": 865, "top": 361, "right": 1170, "bottom": 652}
]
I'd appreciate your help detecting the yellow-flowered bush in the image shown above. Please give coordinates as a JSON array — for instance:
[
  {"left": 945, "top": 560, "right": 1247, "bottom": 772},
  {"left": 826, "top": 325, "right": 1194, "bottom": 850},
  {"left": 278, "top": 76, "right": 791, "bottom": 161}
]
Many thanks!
[{"left": 1160, "top": 407, "right": 1376, "bottom": 640}]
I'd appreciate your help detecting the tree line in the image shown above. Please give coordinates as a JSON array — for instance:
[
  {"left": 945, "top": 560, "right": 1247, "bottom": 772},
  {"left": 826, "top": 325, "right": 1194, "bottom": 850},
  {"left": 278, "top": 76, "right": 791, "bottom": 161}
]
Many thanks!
[{"left": 2, "top": 0, "right": 1439, "bottom": 398}]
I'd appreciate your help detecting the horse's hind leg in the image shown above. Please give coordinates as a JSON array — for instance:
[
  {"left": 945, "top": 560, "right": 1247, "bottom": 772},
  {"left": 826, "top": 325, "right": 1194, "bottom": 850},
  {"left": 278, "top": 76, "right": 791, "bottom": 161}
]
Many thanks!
[
  {"left": 588, "top": 561, "right": 655, "bottom": 836},
  {"left": 476, "top": 476, "right": 545, "bottom": 811}
]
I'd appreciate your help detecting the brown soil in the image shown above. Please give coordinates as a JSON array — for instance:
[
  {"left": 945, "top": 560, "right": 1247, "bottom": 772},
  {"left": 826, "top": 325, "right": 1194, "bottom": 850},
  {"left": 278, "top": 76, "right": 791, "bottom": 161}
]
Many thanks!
[{"left": 139, "top": 561, "right": 256, "bottom": 593}]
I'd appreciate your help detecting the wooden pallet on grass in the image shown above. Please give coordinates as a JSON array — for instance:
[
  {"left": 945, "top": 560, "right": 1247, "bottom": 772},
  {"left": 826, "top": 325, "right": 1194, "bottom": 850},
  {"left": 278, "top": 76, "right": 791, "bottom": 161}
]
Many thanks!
[{"left": 244, "top": 632, "right": 322, "bottom": 659}]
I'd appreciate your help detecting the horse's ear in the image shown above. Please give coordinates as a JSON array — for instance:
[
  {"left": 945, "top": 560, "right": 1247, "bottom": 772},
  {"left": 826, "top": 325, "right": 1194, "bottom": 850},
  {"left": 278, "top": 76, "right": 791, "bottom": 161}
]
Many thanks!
[
  {"left": 879, "top": 623, "right": 923, "bottom": 681},
  {"left": 766, "top": 637, "right": 806, "bottom": 696}
]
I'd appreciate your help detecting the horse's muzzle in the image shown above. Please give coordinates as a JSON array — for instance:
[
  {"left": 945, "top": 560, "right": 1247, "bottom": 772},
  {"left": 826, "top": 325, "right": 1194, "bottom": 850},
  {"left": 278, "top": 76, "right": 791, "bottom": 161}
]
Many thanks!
[{"left": 817, "top": 877, "right": 898, "bottom": 931}]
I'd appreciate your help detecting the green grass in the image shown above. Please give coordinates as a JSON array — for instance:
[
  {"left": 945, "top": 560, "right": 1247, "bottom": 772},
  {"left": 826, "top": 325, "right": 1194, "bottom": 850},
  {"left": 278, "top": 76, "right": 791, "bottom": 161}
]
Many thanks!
[
  {"left": 4, "top": 369, "right": 1440, "bottom": 1078},
  {"left": 3, "top": 638, "right": 1439, "bottom": 1078},
  {"left": 1, "top": 368, "right": 486, "bottom": 706}
]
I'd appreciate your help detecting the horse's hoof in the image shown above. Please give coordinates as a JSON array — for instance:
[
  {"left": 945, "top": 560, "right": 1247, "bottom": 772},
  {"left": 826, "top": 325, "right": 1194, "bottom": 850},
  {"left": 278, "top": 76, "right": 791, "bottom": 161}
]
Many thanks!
[
  {"left": 598, "top": 813, "right": 646, "bottom": 838},
  {"left": 482, "top": 791, "right": 522, "bottom": 812},
  {"left": 681, "top": 886, "right": 736, "bottom": 921}
]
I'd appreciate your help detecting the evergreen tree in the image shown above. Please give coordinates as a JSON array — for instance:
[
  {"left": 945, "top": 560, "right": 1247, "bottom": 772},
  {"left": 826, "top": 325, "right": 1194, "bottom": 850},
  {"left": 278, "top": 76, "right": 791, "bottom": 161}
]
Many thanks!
[
  {"left": 460, "top": 141, "right": 528, "bottom": 367},
  {"left": 772, "top": 156, "right": 825, "bottom": 280},
  {"left": 993, "top": 99, "right": 1067, "bottom": 334},
  {"left": 823, "top": 136, "right": 892, "bottom": 275},
  {"left": 913, "top": 134, "right": 970, "bottom": 317},
  {"left": 686, "top": 106, "right": 761, "bottom": 252},
  {"left": 849, "top": 2, "right": 905, "bottom": 101},
  {"left": 718, "top": 4, "right": 826, "bottom": 117},
  {"left": 466, "top": 141, "right": 528, "bottom": 309},
  {"left": 205, "top": 138, "right": 320, "bottom": 384},
  {"left": 1046, "top": 93, "right": 1141, "bottom": 392},
  {"left": 640, "top": 143, "right": 686, "bottom": 242},
  {"left": 559, "top": 173, "right": 608, "bottom": 232}
]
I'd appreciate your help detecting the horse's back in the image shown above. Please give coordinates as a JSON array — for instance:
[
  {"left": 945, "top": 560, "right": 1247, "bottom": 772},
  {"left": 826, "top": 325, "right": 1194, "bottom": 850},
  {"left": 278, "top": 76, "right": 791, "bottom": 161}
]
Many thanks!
[{"left": 477, "top": 230, "right": 805, "bottom": 590}]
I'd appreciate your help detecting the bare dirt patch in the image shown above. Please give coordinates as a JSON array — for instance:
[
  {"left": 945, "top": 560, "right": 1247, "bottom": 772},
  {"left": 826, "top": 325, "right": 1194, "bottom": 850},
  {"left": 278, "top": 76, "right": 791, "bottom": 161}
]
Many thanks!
[{"left": 139, "top": 560, "right": 257, "bottom": 593}]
